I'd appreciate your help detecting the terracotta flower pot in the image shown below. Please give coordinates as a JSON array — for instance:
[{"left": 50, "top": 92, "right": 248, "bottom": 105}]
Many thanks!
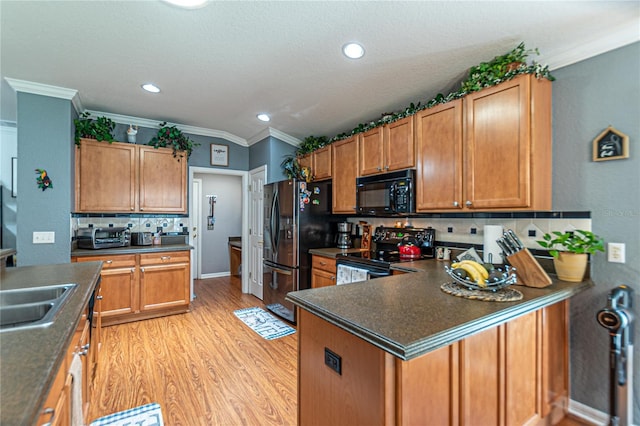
[{"left": 553, "top": 252, "right": 588, "bottom": 282}]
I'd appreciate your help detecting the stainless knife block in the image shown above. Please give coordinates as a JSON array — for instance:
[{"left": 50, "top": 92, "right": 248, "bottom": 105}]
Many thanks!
[{"left": 506, "top": 248, "right": 552, "bottom": 288}]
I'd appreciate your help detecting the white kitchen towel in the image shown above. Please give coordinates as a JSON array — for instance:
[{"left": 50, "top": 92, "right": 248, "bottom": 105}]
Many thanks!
[
  {"left": 350, "top": 267, "right": 368, "bottom": 283},
  {"left": 336, "top": 264, "right": 352, "bottom": 285},
  {"left": 483, "top": 225, "right": 504, "bottom": 264},
  {"left": 69, "top": 353, "right": 83, "bottom": 426},
  {"left": 336, "top": 265, "right": 369, "bottom": 285}
]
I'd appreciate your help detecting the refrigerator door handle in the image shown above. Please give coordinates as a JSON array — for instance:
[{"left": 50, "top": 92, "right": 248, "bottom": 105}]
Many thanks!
[
  {"left": 269, "top": 265, "right": 293, "bottom": 276},
  {"left": 271, "top": 189, "right": 280, "bottom": 253}
]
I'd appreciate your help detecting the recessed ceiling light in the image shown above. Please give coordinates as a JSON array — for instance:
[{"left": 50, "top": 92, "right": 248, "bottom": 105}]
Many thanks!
[
  {"left": 257, "top": 113, "right": 270, "bottom": 122},
  {"left": 342, "top": 42, "right": 365, "bottom": 59},
  {"left": 142, "top": 83, "right": 160, "bottom": 93},
  {"left": 163, "top": 0, "right": 209, "bottom": 9}
]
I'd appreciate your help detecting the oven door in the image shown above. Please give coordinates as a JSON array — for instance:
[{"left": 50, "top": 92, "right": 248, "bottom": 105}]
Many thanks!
[{"left": 336, "top": 258, "right": 391, "bottom": 284}]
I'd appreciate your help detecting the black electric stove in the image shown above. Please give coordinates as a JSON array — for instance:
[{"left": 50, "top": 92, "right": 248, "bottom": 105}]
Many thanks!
[{"left": 336, "top": 226, "right": 436, "bottom": 276}]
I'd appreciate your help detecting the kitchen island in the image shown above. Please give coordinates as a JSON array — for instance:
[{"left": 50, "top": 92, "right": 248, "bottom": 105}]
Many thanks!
[
  {"left": 286, "top": 259, "right": 592, "bottom": 425},
  {"left": 0, "top": 261, "right": 102, "bottom": 426}
]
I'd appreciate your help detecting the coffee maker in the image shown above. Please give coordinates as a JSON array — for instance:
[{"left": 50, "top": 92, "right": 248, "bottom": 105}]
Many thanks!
[{"left": 336, "top": 222, "right": 353, "bottom": 249}]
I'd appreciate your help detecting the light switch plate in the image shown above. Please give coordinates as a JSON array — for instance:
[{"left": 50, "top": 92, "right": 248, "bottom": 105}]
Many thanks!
[
  {"left": 33, "top": 231, "right": 55, "bottom": 244},
  {"left": 607, "top": 243, "right": 625, "bottom": 263}
]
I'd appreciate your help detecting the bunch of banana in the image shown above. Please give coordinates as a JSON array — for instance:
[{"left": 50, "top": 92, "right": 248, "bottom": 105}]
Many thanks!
[{"left": 451, "top": 260, "right": 489, "bottom": 288}]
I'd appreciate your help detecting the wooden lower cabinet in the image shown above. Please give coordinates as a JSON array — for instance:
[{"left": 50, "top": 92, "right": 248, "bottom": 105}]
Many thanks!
[
  {"left": 311, "top": 255, "right": 336, "bottom": 288},
  {"left": 73, "top": 250, "right": 190, "bottom": 326},
  {"left": 298, "top": 300, "right": 569, "bottom": 425}
]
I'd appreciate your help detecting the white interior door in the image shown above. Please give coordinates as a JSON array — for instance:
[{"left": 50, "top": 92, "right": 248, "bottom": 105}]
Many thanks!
[
  {"left": 190, "top": 178, "right": 202, "bottom": 298},
  {"left": 249, "top": 166, "right": 266, "bottom": 300}
]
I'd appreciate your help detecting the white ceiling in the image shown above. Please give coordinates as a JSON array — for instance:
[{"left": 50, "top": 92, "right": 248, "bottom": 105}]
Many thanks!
[{"left": 1, "top": 1, "right": 638, "bottom": 146}]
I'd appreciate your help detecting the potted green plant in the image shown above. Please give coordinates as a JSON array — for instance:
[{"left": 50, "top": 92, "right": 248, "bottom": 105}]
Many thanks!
[
  {"left": 148, "top": 122, "right": 200, "bottom": 158},
  {"left": 74, "top": 112, "right": 115, "bottom": 145},
  {"left": 537, "top": 230, "right": 605, "bottom": 282}
]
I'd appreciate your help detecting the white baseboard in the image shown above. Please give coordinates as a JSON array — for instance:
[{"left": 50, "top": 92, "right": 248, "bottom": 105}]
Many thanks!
[
  {"left": 200, "top": 272, "right": 231, "bottom": 279},
  {"left": 569, "top": 399, "right": 609, "bottom": 425}
]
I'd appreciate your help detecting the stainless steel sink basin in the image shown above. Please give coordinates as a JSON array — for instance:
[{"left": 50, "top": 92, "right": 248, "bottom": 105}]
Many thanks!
[{"left": 0, "top": 284, "right": 77, "bottom": 332}]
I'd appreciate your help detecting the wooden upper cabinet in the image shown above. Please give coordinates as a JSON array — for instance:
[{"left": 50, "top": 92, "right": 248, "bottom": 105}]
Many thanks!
[
  {"left": 312, "top": 145, "right": 332, "bottom": 180},
  {"left": 139, "top": 146, "right": 187, "bottom": 213},
  {"left": 75, "top": 139, "right": 137, "bottom": 212},
  {"left": 415, "top": 99, "right": 463, "bottom": 211},
  {"left": 464, "top": 74, "right": 551, "bottom": 210},
  {"left": 359, "top": 126, "right": 385, "bottom": 176},
  {"left": 359, "top": 116, "right": 415, "bottom": 176},
  {"left": 384, "top": 115, "right": 415, "bottom": 172},
  {"left": 298, "top": 154, "right": 312, "bottom": 173},
  {"left": 75, "top": 139, "right": 187, "bottom": 214},
  {"left": 332, "top": 136, "right": 359, "bottom": 214}
]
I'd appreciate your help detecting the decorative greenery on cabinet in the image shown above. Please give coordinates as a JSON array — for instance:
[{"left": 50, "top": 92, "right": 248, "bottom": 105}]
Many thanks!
[
  {"left": 147, "top": 122, "right": 200, "bottom": 158},
  {"left": 291, "top": 42, "right": 554, "bottom": 163},
  {"left": 74, "top": 112, "right": 115, "bottom": 145}
]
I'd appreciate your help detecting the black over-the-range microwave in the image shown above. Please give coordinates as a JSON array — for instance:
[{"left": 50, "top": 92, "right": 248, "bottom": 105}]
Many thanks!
[{"left": 355, "top": 169, "right": 415, "bottom": 215}]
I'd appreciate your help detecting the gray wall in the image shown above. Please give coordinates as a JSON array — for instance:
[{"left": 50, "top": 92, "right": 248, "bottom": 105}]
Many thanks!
[
  {"left": 553, "top": 42, "right": 639, "bottom": 419},
  {"left": 249, "top": 136, "right": 296, "bottom": 183},
  {"left": 1, "top": 124, "right": 17, "bottom": 249},
  {"left": 16, "top": 92, "right": 73, "bottom": 265},
  {"left": 195, "top": 173, "right": 242, "bottom": 274}
]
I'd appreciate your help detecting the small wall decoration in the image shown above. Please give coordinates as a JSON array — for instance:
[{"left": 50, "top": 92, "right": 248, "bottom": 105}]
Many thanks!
[
  {"left": 35, "top": 168, "right": 52, "bottom": 191},
  {"left": 593, "top": 126, "right": 629, "bottom": 161},
  {"left": 207, "top": 195, "right": 217, "bottom": 230},
  {"left": 211, "top": 144, "right": 229, "bottom": 167}
]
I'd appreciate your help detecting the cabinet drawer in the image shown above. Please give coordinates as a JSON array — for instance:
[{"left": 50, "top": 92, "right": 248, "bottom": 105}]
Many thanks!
[
  {"left": 312, "top": 255, "right": 336, "bottom": 273},
  {"left": 140, "top": 251, "right": 190, "bottom": 265},
  {"left": 73, "top": 254, "right": 136, "bottom": 269}
]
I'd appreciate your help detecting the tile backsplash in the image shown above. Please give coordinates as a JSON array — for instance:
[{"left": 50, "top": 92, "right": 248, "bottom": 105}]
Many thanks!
[
  {"left": 347, "top": 215, "right": 591, "bottom": 250},
  {"left": 71, "top": 216, "right": 190, "bottom": 238}
]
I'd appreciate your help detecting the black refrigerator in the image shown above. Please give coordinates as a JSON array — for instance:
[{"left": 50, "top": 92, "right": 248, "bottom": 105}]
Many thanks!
[{"left": 263, "top": 179, "right": 335, "bottom": 323}]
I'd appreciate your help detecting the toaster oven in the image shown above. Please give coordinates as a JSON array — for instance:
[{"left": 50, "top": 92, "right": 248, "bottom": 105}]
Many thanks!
[{"left": 77, "top": 227, "right": 131, "bottom": 249}]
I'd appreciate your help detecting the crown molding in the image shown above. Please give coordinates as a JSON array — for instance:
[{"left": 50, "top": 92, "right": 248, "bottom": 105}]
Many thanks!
[
  {"left": 546, "top": 20, "right": 640, "bottom": 70},
  {"left": 4, "top": 78, "right": 83, "bottom": 113},
  {"left": 247, "top": 127, "right": 301, "bottom": 147},
  {"left": 86, "top": 110, "right": 249, "bottom": 147}
]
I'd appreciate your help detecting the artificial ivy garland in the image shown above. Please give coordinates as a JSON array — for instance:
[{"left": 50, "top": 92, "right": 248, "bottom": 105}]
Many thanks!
[{"left": 294, "top": 42, "right": 554, "bottom": 157}]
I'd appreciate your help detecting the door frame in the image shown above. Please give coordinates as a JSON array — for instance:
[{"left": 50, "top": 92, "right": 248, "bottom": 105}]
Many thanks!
[
  {"left": 190, "top": 178, "right": 202, "bottom": 298},
  {"left": 189, "top": 166, "right": 250, "bottom": 293}
]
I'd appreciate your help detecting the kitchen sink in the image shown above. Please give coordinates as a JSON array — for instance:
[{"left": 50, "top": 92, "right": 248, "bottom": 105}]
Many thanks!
[{"left": 0, "top": 284, "right": 77, "bottom": 332}]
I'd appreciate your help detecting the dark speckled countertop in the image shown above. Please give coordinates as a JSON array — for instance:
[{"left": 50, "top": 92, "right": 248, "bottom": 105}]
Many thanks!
[
  {"left": 71, "top": 243, "right": 192, "bottom": 257},
  {"left": 0, "top": 262, "right": 102, "bottom": 426},
  {"left": 287, "top": 259, "right": 592, "bottom": 361}
]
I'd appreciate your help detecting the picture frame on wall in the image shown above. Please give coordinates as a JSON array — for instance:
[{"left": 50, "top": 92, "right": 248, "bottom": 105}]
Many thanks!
[
  {"left": 592, "top": 126, "right": 629, "bottom": 162},
  {"left": 211, "top": 144, "right": 229, "bottom": 167}
]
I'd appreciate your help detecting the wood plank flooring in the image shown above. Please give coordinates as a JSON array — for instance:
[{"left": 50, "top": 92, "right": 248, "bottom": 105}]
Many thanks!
[
  {"left": 89, "top": 276, "right": 593, "bottom": 426},
  {"left": 89, "top": 276, "right": 298, "bottom": 425}
]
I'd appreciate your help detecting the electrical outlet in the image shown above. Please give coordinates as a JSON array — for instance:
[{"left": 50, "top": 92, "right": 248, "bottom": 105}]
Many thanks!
[
  {"left": 324, "top": 348, "right": 342, "bottom": 375},
  {"left": 608, "top": 243, "right": 626, "bottom": 263},
  {"left": 33, "top": 231, "right": 55, "bottom": 244}
]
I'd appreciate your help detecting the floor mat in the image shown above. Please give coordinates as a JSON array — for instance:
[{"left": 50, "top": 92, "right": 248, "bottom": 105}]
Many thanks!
[
  {"left": 90, "top": 402, "right": 164, "bottom": 426},
  {"left": 233, "top": 306, "right": 296, "bottom": 340}
]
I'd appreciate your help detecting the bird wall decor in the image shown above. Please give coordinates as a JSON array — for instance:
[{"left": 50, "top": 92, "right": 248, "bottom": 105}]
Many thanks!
[{"left": 35, "top": 169, "right": 52, "bottom": 191}]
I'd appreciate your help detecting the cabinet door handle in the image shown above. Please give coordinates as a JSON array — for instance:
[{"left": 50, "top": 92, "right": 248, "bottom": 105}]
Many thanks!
[
  {"left": 453, "top": 201, "right": 459, "bottom": 207},
  {"left": 377, "top": 167, "right": 381, "bottom": 171},
  {"left": 319, "top": 261, "right": 327, "bottom": 266},
  {"left": 131, "top": 207, "right": 134, "bottom": 211},
  {"left": 140, "top": 208, "right": 144, "bottom": 211},
  {"left": 465, "top": 200, "right": 473, "bottom": 207},
  {"left": 161, "top": 256, "right": 171, "bottom": 260},
  {"left": 41, "top": 407, "right": 55, "bottom": 425},
  {"left": 96, "top": 295, "right": 103, "bottom": 300},
  {"left": 385, "top": 165, "right": 389, "bottom": 170},
  {"left": 331, "top": 276, "right": 336, "bottom": 281},
  {"left": 105, "top": 260, "right": 113, "bottom": 264}
]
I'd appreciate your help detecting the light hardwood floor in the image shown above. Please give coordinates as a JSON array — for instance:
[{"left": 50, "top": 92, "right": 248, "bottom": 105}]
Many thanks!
[
  {"left": 89, "top": 276, "right": 593, "bottom": 426},
  {"left": 89, "top": 276, "right": 297, "bottom": 425}
]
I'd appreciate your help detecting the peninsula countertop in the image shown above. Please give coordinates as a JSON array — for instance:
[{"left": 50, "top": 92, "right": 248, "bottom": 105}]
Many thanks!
[
  {"left": 286, "top": 259, "right": 592, "bottom": 361},
  {"left": 0, "top": 261, "right": 102, "bottom": 426}
]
